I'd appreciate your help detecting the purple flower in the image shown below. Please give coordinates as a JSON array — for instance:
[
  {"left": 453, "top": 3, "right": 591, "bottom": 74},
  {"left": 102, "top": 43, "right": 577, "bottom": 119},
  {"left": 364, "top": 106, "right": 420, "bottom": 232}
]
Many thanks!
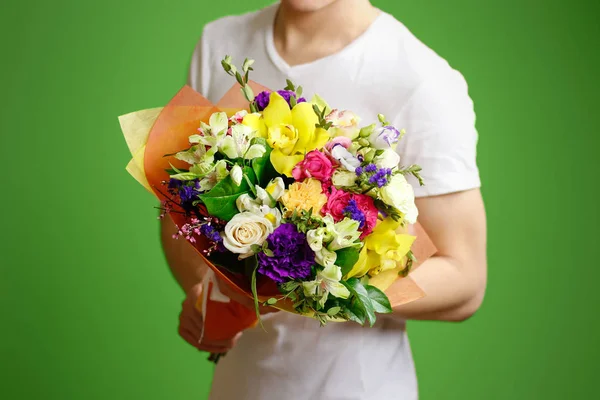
[
  {"left": 343, "top": 199, "right": 366, "bottom": 229},
  {"left": 369, "top": 126, "right": 402, "bottom": 149},
  {"left": 254, "top": 90, "right": 306, "bottom": 111},
  {"left": 368, "top": 170, "right": 389, "bottom": 188},
  {"left": 258, "top": 224, "right": 315, "bottom": 283},
  {"left": 364, "top": 164, "right": 377, "bottom": 173},
  {"left": 255, "top": 91, "right": 271, "bottom": 110},
  {"left": 355, "top": 166, "right": 364, "bottom": 176},
  {"left": 175, "top": 180, "right": 202, "bottom": 207},
  {"left": 200, "top": 223, "right": 225, "bottom": 252}
]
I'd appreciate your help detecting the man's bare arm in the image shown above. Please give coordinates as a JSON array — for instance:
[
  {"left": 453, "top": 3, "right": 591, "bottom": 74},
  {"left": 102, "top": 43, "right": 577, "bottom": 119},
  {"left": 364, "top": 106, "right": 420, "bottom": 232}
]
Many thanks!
[{"left": 393, "top": 188, "right": 487, "bottom": 321}]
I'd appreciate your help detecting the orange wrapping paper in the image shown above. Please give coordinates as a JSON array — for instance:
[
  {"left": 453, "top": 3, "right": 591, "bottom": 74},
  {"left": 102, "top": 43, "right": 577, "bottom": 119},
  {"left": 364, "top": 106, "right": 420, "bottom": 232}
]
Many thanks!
[{"left": 140, "top": 83, "right": 437, "bottom": 342}]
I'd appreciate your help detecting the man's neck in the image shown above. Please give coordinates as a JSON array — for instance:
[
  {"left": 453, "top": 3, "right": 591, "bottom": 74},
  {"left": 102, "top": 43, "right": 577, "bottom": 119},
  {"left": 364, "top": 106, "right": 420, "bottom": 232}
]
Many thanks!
[{"left": 273, "top": 0, "right": 380, "bottom": 67}]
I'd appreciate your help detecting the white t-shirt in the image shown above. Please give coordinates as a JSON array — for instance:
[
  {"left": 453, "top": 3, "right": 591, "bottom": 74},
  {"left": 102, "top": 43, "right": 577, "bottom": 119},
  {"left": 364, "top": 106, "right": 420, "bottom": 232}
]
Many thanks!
[{"left": 188, "top": 4, "right": 480, "bottom": 400}]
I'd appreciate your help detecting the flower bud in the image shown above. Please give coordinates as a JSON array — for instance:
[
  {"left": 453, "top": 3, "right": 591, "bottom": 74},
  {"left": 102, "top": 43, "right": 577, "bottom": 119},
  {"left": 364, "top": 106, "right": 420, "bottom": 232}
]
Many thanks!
[
  {"left": 359, "top": 123, "right": 376, "bottom": 138},
  {"left": 241, "top": 85, "right": 255, "bottom": 101}
]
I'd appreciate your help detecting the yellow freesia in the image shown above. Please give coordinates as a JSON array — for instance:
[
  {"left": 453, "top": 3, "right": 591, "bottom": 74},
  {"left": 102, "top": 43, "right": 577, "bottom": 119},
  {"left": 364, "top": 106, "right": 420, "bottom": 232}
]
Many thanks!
[
  {"left": 345, "top": 217, "right": 415, "bottom": 279},
  {"left": 259, "top": 92, "right": 330, "bottom": 176}
]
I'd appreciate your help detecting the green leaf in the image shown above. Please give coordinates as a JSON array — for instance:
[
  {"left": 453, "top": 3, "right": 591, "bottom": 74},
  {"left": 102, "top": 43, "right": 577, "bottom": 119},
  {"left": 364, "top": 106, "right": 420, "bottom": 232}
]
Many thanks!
[
  {"left": 250, "top": 138, "right": 277, "bottom": 186},
  {"left": 365, "top": 285, "right": 393, "bottom": 314},
  {"left": 342, "top": 302, "right": 367, "bottom": 325},
  {"left": 267, "top": 298, "right": 278, "bottom": 305},
  {"left": 263, "top": 248, "right": 274, "bottom": 257},
  {"left": 198, "top": 192, "right": 246, "bottom": 221},
  {"left": 327, "top": 306, "right": 341, "bottom": 316},
  {"left": 342, "top": 278, "right": 376, "bottom": 327},
  {"left": 335, "top": 247, "right": 361, "bottom": 276},
  {"left": 198, "top": 167, "right": 257, "bottom": 221}
]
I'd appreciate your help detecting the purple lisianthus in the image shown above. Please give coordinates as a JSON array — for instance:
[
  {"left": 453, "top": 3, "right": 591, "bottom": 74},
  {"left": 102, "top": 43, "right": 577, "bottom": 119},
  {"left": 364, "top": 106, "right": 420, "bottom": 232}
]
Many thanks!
[
  {"left": 369, "top": 126, "right": 402, "bottom": 149},
  {"left": 254, "top": 90, "right": 306, "bottom": 111},
  {"left": 258, "top": 223, "right": 314, "bottom": 283},
  {"left": 343, "top": 199, "right": 366, "bottom": 229}
]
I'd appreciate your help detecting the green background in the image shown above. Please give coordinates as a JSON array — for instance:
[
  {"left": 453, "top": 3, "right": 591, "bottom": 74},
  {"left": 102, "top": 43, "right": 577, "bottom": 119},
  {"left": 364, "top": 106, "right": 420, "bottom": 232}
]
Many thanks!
[{"left": 1, "top": 0, "right": 598, "bottom": 399}]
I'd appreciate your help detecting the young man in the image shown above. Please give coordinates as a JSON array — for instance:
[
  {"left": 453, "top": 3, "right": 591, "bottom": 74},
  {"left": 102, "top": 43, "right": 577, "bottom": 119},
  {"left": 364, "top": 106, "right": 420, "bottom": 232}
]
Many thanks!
[{"left": 162, "top": 0, "right": 487, "bottom": 398}]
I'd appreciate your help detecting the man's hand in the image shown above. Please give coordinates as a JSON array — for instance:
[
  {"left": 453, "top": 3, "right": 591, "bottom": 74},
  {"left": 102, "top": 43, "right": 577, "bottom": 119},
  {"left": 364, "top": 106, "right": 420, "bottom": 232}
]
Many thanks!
[
  {"left": 216, "top": 276, "right": 279, "bottom": 315},
  {"left": 177, "top": 277, "right": 278, "bottom": 352},
  {"left": 178, "top": 282, "right": 242, "bottom": 353}
]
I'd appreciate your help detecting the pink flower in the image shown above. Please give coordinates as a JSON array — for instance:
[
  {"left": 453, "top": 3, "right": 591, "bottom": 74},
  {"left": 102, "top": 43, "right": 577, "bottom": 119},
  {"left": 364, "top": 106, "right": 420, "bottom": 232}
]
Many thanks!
[
  {"left": 321, "top": 187, "right": 352, "bottom": 221},
  {"left": 325, "top": 136, "right": 352, "bottom": 152},
  {"left": 351, "top": 194, "right": 379, "bottom": 238},
  {"left": 292, "top": 150, "right": 335, "bottom": 182}
]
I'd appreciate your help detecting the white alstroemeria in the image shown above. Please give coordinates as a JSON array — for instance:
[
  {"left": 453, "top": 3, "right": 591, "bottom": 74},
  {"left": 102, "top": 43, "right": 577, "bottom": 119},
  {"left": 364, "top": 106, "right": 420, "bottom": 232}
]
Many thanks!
[
  {"left": 236, "top": 193, "right": 261, "bottom": 213},
  {"left": 307, "top": 226, "right": 337, "bottom": 267},
  {"left": 220, "top": 124, "right": 265, "bottom": 160},
  {"left": 373, "top": 148, "right": 401, "bottom": 169},
  {"left": 257, "top": 205, "right": 282, "bottom": 228},
  {"left": 174, "top": 144, "right": 213, "bottom": 165},
  {"left": 331, "top": 170, "right": 358, "bottom": 188},
  {"left": 330, "top": 145, "right": 361, "bottom": 172},
  {"left": 254, "top": 177, "right": 285, "bottom": 207},
  {"left": 188, "top": 112, "right": 229, "bottom": 148},
  {"left": 324, "top": 216, "right": 362, "bottom": 251},
  {"left": 193, "top": 160, "right": 228, "bottom": 192},
  {"left": 307, "top": 228, "right": 326, "bottom": 252},
  {"left": 379, "top": 174, "right": 419, "bottom": 224},
  {"left": 229, "top": 110, "right": 248, "bottom": 124},
  {"left": 222, "top": 212, "right": 273, "bottom": 258},
  {"left": 230, "top": 164, "right": 244, "bottom": 186},
  {"left": 315, "top": 247, "right": 337, "bottom": 268},
  {"left": 236, "top": 195, "right": 281, "bottom": 228},
  {"left": 265, "top": 177, "right": 285, "bottom": 201},
  {"left": 325, "top": 109, "right": 361, "bottom": 139},
  {"left": 302, "top": 264, "right": 351, "bottom": 307}
]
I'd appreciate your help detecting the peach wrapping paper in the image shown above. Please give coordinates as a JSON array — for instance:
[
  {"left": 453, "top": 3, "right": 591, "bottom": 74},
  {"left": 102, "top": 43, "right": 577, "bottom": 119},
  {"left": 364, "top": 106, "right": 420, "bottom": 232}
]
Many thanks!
[{"left": 121, "top": 83, "right": 436, "bottom": 340}]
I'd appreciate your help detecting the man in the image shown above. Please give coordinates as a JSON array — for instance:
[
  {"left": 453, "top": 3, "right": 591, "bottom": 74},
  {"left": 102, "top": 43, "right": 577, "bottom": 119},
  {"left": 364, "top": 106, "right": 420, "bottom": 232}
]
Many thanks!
[{"left": 162, "top": 0, "right": 487, "bottom": 398}]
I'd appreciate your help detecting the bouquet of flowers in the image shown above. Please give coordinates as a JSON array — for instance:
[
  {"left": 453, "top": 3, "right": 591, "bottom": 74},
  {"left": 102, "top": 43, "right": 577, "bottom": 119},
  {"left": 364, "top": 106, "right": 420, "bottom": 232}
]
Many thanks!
[{"left": 120, "top": 56, "right": 436, "bottom": 360}]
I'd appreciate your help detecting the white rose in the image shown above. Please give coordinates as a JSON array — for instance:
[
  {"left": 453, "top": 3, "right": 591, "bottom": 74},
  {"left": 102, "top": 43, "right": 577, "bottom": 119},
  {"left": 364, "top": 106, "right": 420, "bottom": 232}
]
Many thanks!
[
  {"left": 380, "top": 174, "right": 419, "bottom": 224},
  {"left": 222, "top": 212, "right": 273, "bottom": 258},
  {"left": 373, "top": 148, "right": 400, "bottom": 169}
]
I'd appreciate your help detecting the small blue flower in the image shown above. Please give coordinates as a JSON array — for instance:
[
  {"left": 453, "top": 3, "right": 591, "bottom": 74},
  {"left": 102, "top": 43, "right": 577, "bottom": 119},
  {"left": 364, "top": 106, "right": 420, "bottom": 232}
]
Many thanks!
[
  {"left": 343, "top": 199, "right": 366, "bottom": 229},
  {"left": 365, "top": 164, "right": 377, "bottom": 173}
]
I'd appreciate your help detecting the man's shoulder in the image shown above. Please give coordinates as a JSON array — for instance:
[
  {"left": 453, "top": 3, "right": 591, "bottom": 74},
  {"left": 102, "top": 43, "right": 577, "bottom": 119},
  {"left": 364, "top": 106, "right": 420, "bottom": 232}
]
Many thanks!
[
  {"left": 202, "top": 4, "right": 275, "bottom": 45},
  {"left": 379, "top": 13, "right": 460, "bottom": 83}
]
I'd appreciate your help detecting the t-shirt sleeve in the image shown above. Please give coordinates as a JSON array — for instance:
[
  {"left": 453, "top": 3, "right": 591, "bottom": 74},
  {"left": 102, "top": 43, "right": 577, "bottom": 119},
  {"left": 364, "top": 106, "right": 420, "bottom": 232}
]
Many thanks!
[
  {"left": 395, "top": 69, "right": 481, "bottom": 197},
  {"left": 187, "top": 27, "right": 211, "bottom": 95}
]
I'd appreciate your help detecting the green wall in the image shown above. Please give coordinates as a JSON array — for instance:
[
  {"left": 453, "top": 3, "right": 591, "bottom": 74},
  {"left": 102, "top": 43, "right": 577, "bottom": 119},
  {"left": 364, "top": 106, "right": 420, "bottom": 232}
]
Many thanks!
[{"left": 1, "top": 0, "right": 598, "bottom": 399}]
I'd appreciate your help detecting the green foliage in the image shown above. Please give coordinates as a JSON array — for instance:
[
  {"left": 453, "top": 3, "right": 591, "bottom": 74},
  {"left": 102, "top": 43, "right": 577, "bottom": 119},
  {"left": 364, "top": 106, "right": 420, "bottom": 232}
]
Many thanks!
[
  {"left": 198, "top": 167, "right": 257, "bottom": 221},
  {"left": 335, "top": 247, "right": 361, "bottom": 276},
  {"left": 250, "top": 137, "right": 277, "bottom": 186}
]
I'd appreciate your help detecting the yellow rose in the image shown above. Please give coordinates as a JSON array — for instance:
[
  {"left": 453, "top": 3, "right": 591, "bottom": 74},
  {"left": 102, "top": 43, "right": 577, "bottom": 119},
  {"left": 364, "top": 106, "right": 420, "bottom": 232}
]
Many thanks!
[{"left": 281, "top": 178, "right": 327, "bottom": 214}]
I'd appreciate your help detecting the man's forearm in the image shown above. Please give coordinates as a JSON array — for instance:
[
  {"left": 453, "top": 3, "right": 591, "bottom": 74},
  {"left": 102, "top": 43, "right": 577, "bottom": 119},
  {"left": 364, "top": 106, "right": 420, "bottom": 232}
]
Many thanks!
[
  {"left": 160, "top": 215, "right": 208, "bottom": 293},
  {"left": 392, "top": 255, "right": 486, "bottom": 321}
]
